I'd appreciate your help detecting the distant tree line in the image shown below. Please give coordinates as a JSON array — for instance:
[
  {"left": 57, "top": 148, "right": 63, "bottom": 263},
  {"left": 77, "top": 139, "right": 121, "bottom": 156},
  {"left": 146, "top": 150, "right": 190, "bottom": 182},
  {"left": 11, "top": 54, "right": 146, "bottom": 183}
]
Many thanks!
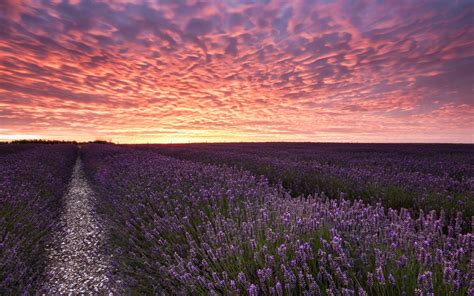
[{"left": 1, "top": 139, "right": 114, "bottom": 145}]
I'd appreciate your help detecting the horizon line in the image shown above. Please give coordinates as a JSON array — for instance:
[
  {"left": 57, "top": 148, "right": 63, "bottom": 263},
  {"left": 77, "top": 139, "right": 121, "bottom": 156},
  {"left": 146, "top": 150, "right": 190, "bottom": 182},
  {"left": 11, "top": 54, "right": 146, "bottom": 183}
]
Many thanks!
[{"left": 1, "top": 139, "right": 473, "bottom": 145}]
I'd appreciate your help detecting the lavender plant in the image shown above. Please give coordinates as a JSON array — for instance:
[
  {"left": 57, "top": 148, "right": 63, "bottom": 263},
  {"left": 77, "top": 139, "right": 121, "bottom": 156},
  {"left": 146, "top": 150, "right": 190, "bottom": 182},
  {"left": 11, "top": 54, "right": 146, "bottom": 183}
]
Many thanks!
[
  {"left": 83, "top": 144, "right": 472, "bottom": 295},
  {"left": 0, "top": 144, "right": 77, "bottom": 293}
]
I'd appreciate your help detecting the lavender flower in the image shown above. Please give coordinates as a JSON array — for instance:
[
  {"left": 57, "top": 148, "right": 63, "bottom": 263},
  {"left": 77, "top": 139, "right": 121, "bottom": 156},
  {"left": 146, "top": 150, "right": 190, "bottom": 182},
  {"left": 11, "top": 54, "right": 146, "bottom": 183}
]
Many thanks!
[
  {"left": 275, "top": 281, "right": 283, "bottom": 296},
  {"left": 376, "top": 267, "right": 385, "bottom": 284},
  {"left": 248, "top": 284, "right": 258, "bottom": 296}
]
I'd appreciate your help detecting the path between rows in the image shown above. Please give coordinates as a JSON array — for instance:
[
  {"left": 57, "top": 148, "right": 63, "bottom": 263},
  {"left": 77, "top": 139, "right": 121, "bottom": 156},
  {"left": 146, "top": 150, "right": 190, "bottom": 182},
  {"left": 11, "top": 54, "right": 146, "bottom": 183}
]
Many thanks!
[{"left": 44, "top": 156, "right": 112, "bottom": 294}]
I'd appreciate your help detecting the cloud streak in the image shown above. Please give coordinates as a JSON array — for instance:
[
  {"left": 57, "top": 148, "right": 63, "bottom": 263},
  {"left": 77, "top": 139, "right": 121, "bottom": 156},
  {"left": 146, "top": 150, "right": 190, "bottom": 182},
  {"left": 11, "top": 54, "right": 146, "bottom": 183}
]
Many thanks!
[{"left": 0, "top": 0, "right": 473, "bottom": 143}]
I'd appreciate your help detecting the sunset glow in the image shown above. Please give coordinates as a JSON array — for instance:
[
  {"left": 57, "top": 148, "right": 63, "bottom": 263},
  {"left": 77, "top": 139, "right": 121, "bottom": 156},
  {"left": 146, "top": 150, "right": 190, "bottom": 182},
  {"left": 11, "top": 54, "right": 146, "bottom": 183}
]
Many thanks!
[{"left": 0, "top": 0, "right": 473, "bottom": 143}]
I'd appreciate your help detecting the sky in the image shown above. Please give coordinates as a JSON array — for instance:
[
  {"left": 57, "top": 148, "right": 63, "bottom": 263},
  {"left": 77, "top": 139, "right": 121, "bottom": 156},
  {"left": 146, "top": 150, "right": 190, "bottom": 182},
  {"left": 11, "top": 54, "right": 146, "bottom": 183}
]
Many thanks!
[{"left": 0, "top": 0, "right": 473, "bottom": 143}]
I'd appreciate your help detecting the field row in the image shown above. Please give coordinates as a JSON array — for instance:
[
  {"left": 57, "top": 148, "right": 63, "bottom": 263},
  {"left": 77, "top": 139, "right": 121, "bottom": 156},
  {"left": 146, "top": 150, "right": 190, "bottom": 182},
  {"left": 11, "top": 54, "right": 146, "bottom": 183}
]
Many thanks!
[
  {"left": 0, "top": 144, "right": 77, "bottom": 293},
  {"left": 139, "top": 143, "right": 473, "bottom": 218}
]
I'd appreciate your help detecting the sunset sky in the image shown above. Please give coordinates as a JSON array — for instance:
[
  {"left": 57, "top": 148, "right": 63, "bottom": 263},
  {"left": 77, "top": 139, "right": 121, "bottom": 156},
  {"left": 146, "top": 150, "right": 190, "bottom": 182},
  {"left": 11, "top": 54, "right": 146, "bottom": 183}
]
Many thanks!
[{"left": 0, "top": 0, "right": 473, "bottom": 143}]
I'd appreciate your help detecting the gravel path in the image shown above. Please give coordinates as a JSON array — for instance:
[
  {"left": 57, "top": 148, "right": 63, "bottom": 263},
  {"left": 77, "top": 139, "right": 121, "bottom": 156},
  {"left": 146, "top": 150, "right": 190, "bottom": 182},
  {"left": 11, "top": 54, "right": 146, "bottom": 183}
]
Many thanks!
[{"left": 44, "top": 157, "right": 112, "bottom": 294}]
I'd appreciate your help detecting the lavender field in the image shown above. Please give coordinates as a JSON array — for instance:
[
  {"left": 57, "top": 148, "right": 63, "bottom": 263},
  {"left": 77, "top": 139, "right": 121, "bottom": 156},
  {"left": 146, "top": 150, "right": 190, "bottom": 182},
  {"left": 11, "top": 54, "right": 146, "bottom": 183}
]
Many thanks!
[{"left": 1, "top": 143, "right": 473, "bottom": 295}]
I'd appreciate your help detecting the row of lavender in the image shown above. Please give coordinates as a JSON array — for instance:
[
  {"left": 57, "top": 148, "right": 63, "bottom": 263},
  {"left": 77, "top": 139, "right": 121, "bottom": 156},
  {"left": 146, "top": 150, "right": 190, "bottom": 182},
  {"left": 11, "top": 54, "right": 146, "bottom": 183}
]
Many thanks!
[
  {"left": 83, "top": 144, "right": 472, "bottom": 295},
  {"left": 137, "top": 143, "right": 474, "bottom": 218},
  {"left": 0, "top": 143, "right": 39, "bottom": 156},
  {"left": 0, "top": 145, "right": 77, "bottom": 293}
]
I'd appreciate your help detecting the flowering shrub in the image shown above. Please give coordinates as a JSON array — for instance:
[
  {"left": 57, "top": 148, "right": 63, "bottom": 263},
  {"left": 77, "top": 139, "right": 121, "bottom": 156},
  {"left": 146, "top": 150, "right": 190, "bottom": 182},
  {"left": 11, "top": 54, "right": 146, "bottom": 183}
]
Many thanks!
[
  {"left": 0, "top": 145, "right": 77, "bottom": 293},
  {"left": 83, "top": 144, "right": 472, "bottom": 295}
]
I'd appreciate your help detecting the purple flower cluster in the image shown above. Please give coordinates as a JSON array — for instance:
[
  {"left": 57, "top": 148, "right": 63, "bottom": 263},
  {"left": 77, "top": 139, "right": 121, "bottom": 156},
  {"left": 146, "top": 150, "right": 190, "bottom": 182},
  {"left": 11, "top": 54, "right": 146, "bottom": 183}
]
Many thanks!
[
  {"left": 0, "top": 144, "right": 77, "bottom": 293},
  {"left": 83, "top": 144, "right": 472, "bottom": 295},
  {"left": 138, "top": 143, "right": 473, "bottom": 218}
]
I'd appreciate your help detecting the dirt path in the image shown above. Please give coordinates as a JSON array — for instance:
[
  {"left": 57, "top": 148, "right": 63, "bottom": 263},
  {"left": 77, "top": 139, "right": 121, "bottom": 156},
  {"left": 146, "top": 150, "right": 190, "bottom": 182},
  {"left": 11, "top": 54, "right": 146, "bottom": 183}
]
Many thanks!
[{"left": 44, "top": 156, "right": 111, "bottom": 294}]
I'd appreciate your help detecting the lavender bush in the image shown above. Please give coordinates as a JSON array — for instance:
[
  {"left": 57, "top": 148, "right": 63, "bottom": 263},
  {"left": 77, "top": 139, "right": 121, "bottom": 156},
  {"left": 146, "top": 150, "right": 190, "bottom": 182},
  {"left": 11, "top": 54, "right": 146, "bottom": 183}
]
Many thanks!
[
  {"left": 83, "top": 144, "right": 472, "bottom": 295},
  {"left": 0, "top": 144, "right": 77, "bottom": 293},
  {"left": 138, "top": 143, "right": 473, "bottom": 218}
]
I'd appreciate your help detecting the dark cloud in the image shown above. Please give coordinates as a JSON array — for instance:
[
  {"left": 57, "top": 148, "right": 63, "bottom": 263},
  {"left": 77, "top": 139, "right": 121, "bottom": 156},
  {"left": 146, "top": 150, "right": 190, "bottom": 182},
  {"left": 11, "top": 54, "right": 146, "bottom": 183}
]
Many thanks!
[
  {"left": 225, "top": 37, "right": 238, "bottom": 56},
  {"left": 186, "top": 18, "right": 214, "bottom": 36}
]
